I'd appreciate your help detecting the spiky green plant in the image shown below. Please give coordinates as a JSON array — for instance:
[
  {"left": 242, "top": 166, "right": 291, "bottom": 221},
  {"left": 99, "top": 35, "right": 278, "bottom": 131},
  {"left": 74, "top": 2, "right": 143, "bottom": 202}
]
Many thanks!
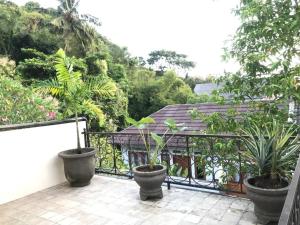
[
  {"left": 37, "top": 49, "right": 116, "bottom": 153},
  {"left": 126, "top": 117, "right": 186, "bottom": 170},
  {"left": 241, "top": 120, "right": 300, "bottom": 185}
]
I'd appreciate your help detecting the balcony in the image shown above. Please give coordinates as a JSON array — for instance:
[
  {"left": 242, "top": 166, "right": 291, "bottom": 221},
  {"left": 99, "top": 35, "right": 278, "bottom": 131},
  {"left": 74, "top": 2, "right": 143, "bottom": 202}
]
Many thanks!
[
  {"left": 1, "top": 120, "right": 299, "bottom": 225},
  {"left": 0, "top": 175, "right": 260, "bottom": 225}
]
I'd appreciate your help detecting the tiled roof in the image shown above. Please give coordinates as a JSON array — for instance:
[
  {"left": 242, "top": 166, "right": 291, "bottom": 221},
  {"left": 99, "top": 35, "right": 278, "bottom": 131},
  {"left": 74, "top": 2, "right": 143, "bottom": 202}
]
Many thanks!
[{"left": 120, "top": 102, "right": 258, "bottom": 135}]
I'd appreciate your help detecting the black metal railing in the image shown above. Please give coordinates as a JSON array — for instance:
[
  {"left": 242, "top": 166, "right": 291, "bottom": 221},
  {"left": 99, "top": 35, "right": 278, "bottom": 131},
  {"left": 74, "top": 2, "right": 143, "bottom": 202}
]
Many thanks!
[
  {"left": 84, "top": 131, "right": 247, "bottom": 194},
  {"left": 278, "top": 155, "right": 300, "bottom": 225}
]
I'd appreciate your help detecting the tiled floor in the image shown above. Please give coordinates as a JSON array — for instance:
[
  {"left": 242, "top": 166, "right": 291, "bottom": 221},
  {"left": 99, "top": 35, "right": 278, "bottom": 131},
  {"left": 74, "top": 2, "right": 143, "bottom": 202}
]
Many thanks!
[{"left": 0, "top": 175, "right": 262, "bottom": 225}]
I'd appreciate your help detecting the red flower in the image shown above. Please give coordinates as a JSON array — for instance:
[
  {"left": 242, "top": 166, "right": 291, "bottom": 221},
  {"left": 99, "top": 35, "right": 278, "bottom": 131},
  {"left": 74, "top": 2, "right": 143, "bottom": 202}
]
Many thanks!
[{"left": 48, "top": 111, "right": 56, "bottom": 120}]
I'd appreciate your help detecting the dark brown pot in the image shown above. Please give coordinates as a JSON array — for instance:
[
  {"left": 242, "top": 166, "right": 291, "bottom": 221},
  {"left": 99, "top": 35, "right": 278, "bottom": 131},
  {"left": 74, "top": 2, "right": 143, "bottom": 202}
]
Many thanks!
[
  {"left": 244, "top": 177, "right": 289, "bottom": 223},
  {"left": 133, "top": 164, "right": 166, "bottom": 201},
  {"left": 59, "top": 147, "right": 96, "bottom": 187}
]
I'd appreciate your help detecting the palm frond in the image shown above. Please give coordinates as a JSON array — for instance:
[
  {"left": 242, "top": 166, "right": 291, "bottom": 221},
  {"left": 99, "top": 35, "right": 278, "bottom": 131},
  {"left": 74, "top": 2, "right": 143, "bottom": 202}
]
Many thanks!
[
  {"left": 55, "top": 49, "right": 71, "bottom": 84},
  {"left": 93, "top": 81, "right": 117, "bottom": 98},
  {"left": 82, "top": 99, "right": 105, "bottom": 126},
  {"left": 34, "top": 79, "right": 64, "bottom": 97}
]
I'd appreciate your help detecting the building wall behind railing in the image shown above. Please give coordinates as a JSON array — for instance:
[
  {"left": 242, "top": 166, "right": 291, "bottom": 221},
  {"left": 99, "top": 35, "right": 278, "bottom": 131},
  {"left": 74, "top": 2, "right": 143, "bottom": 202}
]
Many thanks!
[{"left": 0, "top": 118, "right": 86, "bottom": 204}]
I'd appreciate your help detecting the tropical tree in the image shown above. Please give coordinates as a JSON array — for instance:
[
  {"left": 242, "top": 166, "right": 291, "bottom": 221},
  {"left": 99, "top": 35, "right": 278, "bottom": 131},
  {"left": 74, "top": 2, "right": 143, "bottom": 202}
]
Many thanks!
[
  {"left": 52, "top": 0, "right": 101, "bottom": 56},
  {"left": 147, "top": 49, "right": 195, "bottom": 76},
  {"left": 0, "top": 0, "right": 61, "bottom": 62},
  {"left": 128, "top": 70, "right": 193, "bottom": 120},
  {"left": 221, "top": 0, "right": 300, "bottom": 110},
  {"left": 0, "top": 1, "right": 20, "bottom": 55},
  {"left": 37, "top": 49, "right": 117, "bottom": 152}
]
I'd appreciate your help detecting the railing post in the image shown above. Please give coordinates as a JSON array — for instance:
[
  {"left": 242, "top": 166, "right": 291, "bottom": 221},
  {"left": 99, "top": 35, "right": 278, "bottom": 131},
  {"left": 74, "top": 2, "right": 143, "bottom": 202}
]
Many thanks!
[
  {"left": 210, "top": 138, "right": 216, "bottom": 189},
  {"left": 186, "top": 136, "right": 192, "bottom": 185},
  {"left": 237, "top": 139, "right": 243, "bottom": 193},
  {"left": 83, "top": 128, "right": 88, "bottom": 148},
  {"left": 167, "top": 175, "right": 171, "bottom": 190},
  {"left": 112, "top": 134, "right": 117, "bottom": 174},
  {"left": 84, "top": 119, "right": 91, "bottom": 148},
  {"left": 128, "top": 136, "right": 133, "bottom": 178},
  {"left": 83, "top": 128, "right": 90, "bottom": 148},
  {"left": 164, "top": 135, "right": 171, "bottom": 190},
  {"left": 98, "top": 135, "right": 101, "bottom": 169}
]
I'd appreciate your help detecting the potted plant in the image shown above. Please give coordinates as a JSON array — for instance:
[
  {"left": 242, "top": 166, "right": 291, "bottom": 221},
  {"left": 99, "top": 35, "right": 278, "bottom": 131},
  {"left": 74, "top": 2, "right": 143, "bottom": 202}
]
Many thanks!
[
  {"left": 126, "top": 117, "right": 186, "bottom": 200},
  {"left": 38, "top": 49, "right": 116, "bottom": 187},
  {"left": 241, "top": 120, "right": 300, "bottom": 223}
]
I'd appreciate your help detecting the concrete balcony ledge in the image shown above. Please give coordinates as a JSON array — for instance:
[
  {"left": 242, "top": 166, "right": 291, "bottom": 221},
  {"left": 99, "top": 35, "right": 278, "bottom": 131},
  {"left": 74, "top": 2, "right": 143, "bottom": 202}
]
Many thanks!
[{"left": 0, "top": 175, "right": 262, "bottom": 225}]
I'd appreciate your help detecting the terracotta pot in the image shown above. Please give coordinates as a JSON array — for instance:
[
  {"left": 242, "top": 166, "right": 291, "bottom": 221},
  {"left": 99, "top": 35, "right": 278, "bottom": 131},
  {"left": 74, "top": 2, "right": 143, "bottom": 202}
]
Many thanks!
[{"left": 224, "top": 181, "right": 245, "bottom": 196}]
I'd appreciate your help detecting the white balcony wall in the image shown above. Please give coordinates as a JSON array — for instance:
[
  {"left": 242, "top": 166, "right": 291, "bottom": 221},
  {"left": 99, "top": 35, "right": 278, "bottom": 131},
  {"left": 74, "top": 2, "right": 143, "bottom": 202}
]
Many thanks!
[{"left": 0, "top": 119, "right": 86, "bottom": 204}]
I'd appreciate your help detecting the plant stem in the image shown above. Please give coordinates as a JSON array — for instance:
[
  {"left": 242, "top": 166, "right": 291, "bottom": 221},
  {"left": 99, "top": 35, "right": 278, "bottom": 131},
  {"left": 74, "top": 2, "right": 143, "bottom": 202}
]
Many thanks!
[
  {"left": 147, "top": 129, "right": 154, "bottom": 169},
  {"left": 138, "top": 129, "right": 152, "bottom": 168},
  {"left": 75, "top": 111, "right": 82, "bottom": 154}
]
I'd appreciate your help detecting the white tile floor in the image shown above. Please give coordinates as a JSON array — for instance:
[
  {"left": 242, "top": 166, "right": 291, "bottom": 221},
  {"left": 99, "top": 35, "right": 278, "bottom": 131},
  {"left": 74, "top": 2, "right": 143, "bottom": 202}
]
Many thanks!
[{"left": 0, "top": 175, "right": 262, "bottom": 225}]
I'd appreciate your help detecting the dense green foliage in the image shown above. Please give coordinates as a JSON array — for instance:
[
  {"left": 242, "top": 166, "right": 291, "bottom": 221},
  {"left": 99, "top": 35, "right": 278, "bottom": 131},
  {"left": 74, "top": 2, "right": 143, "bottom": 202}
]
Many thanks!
[
  {"left": 0, "top": 0, "right": 199, "bottom": 129},
  {"left": 0, "top": 0, "right": 61, "bottom": 62},
  {"left": 221, "top": 0, "right": 300, "bottom": 112},
  {"left": 0, "top": 57, "right": 16, "bottom": 79},
  {"left": 37, "top": 49, "right": 116, "bottom": 125},
  {"left": 128, "top": 70, "right": 193, "bottom": 119},
  {"left": 0, "top": 58, "right": 59, "bottom": 125},
  {"left": 52, "top": 0, "right": 101, "bottom": 57},
  {"left": 147, "top": 50, "right": 195, "bottom": 75},
  {"left": 37, "top": 49, "right": 117, "bottom": 150},
  {"left": 192, "top": 0, "right": 300, "bottom": 137},
  {"left": 0, "top": 75, "right": 58, "bottom": 125}
]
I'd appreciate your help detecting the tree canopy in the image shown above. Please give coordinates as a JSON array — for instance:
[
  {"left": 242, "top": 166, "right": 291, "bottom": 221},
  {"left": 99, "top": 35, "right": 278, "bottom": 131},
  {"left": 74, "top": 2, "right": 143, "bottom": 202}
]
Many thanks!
[
  {"left": 0, "top": 0, "right": 199, "bottom": 129},
  {"left": 147, "top": 49, "right": 195, "bottom": 76},
  {"left": 222, "top": 0, "right": 300, "bottom": 106},
  {"left": 128, "top": 70, "right": 193, "bottom": 119}
]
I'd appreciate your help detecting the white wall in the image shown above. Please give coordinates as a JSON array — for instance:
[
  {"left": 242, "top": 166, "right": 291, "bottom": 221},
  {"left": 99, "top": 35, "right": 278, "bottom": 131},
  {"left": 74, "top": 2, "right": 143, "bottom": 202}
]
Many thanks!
[{"left": 0, "top": 119, "right": 86, "bottom": 204}]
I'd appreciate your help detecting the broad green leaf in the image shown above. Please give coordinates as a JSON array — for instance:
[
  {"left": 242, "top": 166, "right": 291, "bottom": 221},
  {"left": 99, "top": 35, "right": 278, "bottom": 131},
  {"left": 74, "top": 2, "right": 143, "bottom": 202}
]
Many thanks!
[
  {"left": 126, "top": 117, "right": 139, "bottom": 126},
  {"left": 164, "top": 118, "right": 176, "bottom": 128},
  {"left": 139, "top": 117, "right": 155, "bottom": 124},
  {"left": 150, "top": 132, "right": 164, "bottom": 148}
]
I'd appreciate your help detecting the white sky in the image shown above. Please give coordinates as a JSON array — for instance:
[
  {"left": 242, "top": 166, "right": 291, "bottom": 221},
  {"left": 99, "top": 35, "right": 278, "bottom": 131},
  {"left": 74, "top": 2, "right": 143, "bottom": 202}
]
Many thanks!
[{"left": 12, "top": 0, "right": 240, "bottom": 77}]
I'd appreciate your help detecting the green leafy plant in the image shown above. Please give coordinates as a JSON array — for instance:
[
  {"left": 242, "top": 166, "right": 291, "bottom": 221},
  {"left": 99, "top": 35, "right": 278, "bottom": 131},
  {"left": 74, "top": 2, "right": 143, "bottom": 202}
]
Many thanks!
[
  {"left": 169, "top": 163, "right": 188, "bottom": 177},
  {"left": 0, "top": 57, "right": 16, "bottom": 79},
  {"left": 126, "top": 117, "right": 186, "bottom": 170},
  {"left": 241, "top": 120, "right": 300, "bottom": 188},
  {"left": 90, "top": 135, "right": 128, "bottom": 172},
  {"left": 0, "top": 74, "right": 59, "bottom": 125},
  {"left": 37, "top": 49, "right": 117, "bottom": 153}
]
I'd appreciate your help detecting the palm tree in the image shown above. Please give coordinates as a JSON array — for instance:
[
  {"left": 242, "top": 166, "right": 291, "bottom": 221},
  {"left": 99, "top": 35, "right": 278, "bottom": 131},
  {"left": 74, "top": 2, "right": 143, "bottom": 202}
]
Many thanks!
[
  {"left": 37, "top": 49, "right": 116, "bottom": 153},
  {"left": 52, "top": 0, "right": 101, "bottom": 56}
]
